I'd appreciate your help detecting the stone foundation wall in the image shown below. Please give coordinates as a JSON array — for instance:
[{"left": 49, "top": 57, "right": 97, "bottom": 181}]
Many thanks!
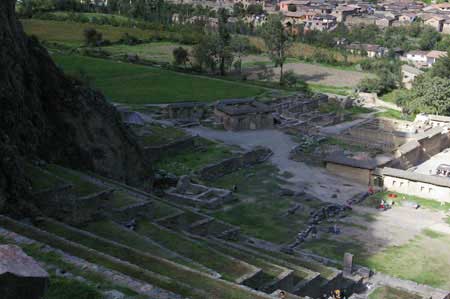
[
  {"left": 326, "top": 163, "right": 372, "bottom": 186},
  {"left": 198, "top": 147, "right": 273, "bottom": 181}
]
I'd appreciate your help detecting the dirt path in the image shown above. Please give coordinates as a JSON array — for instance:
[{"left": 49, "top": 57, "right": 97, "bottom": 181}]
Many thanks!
[{"left": 187, "top": 127, "right": 366, "bottom": 202}]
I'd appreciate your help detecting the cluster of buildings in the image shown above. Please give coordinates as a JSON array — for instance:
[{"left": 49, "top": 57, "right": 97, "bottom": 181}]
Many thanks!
[{"left": 324, "top": 113, "right": 450, "bottom": 203}]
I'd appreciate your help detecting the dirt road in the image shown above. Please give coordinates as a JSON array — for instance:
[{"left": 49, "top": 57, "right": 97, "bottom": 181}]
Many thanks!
[{"left": 187, "top": 127, "right": 366, "bottom": 202}]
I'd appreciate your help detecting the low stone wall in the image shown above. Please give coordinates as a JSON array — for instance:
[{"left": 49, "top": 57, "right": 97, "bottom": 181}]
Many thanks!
[
  {"left": 144, "top": 135, "right": 197, "bottom": 162},
  {"left": 198, "top": 147, "right": 273, "bottom": 181}
]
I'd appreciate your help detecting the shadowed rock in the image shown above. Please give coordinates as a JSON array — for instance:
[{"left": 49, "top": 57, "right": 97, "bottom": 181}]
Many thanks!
[{"left": 0, "top": 245, "right": 49, "bottom": 299}]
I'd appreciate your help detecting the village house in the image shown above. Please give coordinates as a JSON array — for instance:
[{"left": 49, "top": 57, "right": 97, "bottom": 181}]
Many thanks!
[
  {"left": 403, "top": 50, "right": 447, "bottom": 68},
  {"left": 305, "top": 15, "right": 337, "bottom": 31},
  {"left": 401, "top": 64, "right": 424, "bottom": 90},
  {"left": 279, "top": 0, "right": 310, "bottom": 12},
  {"left": 443, "top": 19, "right": 450, "bottom": 34},
  {"left": 346, "top": 43, "right": 387, "bottom": 58},
  {"left": 425, "top": 2, "right": 450, "bottom": 12},
  {"left": 424, "top": 15, "right": 445, "bottom": 32},
  {"left": 214, "top": 99, "right": 274, "bottom": 131},
  {"left": 398, "top": 12, "right": 417, "bottom": 23},
  {"left": 331, "top": 5, "right": 359, "bottom": 22}
]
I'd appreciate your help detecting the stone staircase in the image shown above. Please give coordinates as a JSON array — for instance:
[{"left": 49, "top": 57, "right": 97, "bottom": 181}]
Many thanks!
[{"left": 4, "top": 165, "right": 370, "bottom": 299}]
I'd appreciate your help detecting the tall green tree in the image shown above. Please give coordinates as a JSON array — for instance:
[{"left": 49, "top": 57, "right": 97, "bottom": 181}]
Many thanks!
[
  {"left": 406, "top": 75, "right": 450, "bottom": 115},
  {"left": 261, "top": 14, "right": 292, "bottom": 84},
  {"left": 217, "top": 8, "right": 232, "bottom": 76},
  {"left": 231, "top": 36, "right": 250, "bottom": 74}
]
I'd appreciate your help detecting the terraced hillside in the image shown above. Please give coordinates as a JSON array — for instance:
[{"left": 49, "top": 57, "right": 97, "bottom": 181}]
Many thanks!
[{"left": 1, "top": 164, "right": 359, "bottom": 299}]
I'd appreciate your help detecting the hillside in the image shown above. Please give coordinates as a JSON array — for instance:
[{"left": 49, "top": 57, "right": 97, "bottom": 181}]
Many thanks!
[{"left": 0, "top": 0, "right": 152, "bottom": 217}]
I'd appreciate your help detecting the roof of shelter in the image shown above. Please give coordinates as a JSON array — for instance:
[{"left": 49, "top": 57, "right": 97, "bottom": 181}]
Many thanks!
[{"left": 383, "top": 167, "right": 450, "bottom": 188}]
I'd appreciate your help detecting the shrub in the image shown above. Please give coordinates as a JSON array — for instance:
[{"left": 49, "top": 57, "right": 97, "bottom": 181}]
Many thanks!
[{"left": 83, "top": 28, "right": 103, "bottom": 47}]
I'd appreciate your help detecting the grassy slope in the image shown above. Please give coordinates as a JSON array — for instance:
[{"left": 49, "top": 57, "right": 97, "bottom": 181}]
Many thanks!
[{"left": 52, "top": 54, "right": 265, "bottom": 104}]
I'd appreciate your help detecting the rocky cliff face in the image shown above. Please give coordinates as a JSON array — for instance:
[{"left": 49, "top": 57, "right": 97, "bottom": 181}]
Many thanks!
[{"left": 0, "top": 0, "right": 152, "bottom": 216}]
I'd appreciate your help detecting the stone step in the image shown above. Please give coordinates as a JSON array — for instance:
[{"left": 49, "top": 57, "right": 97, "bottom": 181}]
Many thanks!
[
  {"left": 133, "top": 220, "right": 259, "bottom": 282},
  {"left": 0, "top": 215, "right": 207, "bottom": 299},
  {"left": 3, "top": 216, "right": 276, "bottom": 299},
  {"left": 212, "top": 237, "right": 320, "bottom": 289},
  {"left": 0, "top": 226, "right": 183, "bottom": 299}
]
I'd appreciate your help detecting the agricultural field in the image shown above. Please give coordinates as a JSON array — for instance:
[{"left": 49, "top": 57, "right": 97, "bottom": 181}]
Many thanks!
[
  {"left": 52, "top": 54, "right": 266, "bottom": 104},
  {"left": 104, "top": 42, "right": 191, "bottom": 64},
  {"left": 21, "top": 19, "right": 153, "bottom": 47},
  {"left": 242, "top": 54, "right": 373, "bottom": 88}
]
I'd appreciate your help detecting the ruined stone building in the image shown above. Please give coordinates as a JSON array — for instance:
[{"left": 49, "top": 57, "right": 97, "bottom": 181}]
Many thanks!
[
  {"left": 163, "top": 102, "right": 207, "bottom": 121},
  {"left": 214, "top": 99, "right": 274, "bottom": 131}
]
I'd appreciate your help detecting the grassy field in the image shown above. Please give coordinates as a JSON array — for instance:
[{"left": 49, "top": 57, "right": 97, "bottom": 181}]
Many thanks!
[
  {"left": 52, "top": 54, "right": 266, "bottom": 104},
  {"left": 155, "top": 138, "right": 234, "bottom": 176},
  {"left": 21, "top": 19, "right": 153, "bottom": 47},
  {"left": 248, "top": 36, "right": 366, "bottom": 64},
  {"left": 369, "top": 286, "right": 422, "bottom": 299},
  {"left": 365, "top": 191, "right": 450, "bottom": 212},
  {"left": 364, "top": 230, "right": 450, "bottom": 289},
  {"left": 135, "top": 124, "right": 187, "bottom": 146},
  {"left": 104, "top": 42, "right": 191, "bottom": 64},
  {"left": 211, "top": 163, "right": 320, "bottom": 243},
  {"left": 375, "top": 109, "right": 413, "bottom": 121}
]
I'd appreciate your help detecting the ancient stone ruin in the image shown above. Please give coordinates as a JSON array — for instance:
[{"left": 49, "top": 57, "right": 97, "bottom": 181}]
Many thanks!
[
  {"left": 214, "top": 98, "right": 275, "bottom": 131},
  {"left": 0, "top": 245, "right": 49, "bottom": 299},
  {"left": 165, "top": 176, "right": 234, "bottom": 209}
]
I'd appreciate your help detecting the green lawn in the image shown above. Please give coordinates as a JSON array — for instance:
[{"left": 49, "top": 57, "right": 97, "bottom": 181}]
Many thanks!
[
  {"left": 155, "top": 138, "right": 234, "bottom": 176},
  {"left": 365, "top": 191, "right": 450, "bottom": 212},
  {"left": 363, "top": 231, "right": 450, "bottom": 289},
  {"left": 375, "top": 109, "right": 413, "bottom": 121},
  {"left": 211, "top": 164, "right": 316, "bottom": 243},
  {"left": 52, "top": 54, "right": 265, "bottom": 104},
  {"left": 380, "top": 89, "right": 408, "bottom": 105},
  {"left": 369, "top": 286, "right": 421, "bottom": 299},
  {"left": 309, "top": 83, "right": 352, "bottom": 96}
]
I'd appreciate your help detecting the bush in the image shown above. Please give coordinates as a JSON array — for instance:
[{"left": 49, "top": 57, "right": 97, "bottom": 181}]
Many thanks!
[
  {"left": 282, "top": 70, "right": 299, "bottom": 87},
  {"left": 83, "top": 28, "right": 103, "bottom": 47},
  {"left": 172, "top": 47, "right": 189, "bottom": 66},
  {"left": 119, "top": 33, "right": 142, "bottom": 45}
]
